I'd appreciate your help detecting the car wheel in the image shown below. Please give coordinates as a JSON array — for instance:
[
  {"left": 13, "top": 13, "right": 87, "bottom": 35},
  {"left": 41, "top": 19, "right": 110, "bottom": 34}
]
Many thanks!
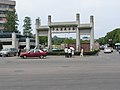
[
  {"left": 23, "top": 55, "right": 27, "bottom": 59},
  {"left": 7, "top": 53, "right": 10, "bottom": 57},
  {"left": 2, "top": 54, "right": 6, "bottom": 57},
  {"left": 39, "top": 55, "right": 44, "bottom": 59},
  {"left": 14, "top": 53, "right": 16, "bottom": 56}
]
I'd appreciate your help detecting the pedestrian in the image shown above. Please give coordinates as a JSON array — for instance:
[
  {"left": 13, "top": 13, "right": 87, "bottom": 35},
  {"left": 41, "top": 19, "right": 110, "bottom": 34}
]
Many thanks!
[
  {"left": 80, "top": 47, "right": 84, "bottom": 57},
  {"left": 64, "top": 47, "right": 68, "bottom": 58},
  {"left": 68, "top": 47, "right": 72, "bottom": 58},
  {"left": 70, "top": 47, "right": 75, "bottom": 57},
  {"left": 18, "top": 48, "right": 21, "bottom": 57}
]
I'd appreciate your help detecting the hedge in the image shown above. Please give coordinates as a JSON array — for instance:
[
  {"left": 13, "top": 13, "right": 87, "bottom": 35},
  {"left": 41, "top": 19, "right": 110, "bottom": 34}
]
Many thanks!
[{"left": 47, "top": 50, "right": 100, "bottom": 56}]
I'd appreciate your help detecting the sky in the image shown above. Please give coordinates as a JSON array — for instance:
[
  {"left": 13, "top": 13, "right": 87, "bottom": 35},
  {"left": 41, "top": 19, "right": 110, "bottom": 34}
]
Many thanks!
[{"left": 15, "top": 0, "right": 120, "bottom": 39}]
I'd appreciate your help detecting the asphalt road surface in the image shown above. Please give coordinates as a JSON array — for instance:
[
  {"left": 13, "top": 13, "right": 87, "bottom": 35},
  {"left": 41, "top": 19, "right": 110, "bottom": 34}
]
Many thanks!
[{"left": 0, "top": 50, "right": 120, "bottom": 90}]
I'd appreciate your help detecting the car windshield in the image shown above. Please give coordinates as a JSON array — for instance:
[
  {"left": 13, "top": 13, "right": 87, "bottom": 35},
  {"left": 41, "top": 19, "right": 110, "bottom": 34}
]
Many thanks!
[
  {"left": 34, "top": 49, "right": 43, "bottom": 52},
  {"left": 39, "top": 49, "right": 43, "bottom": 52},
  {"left": 29, "top": 49, "right": 34, "bottom": 53},
  {"left": 28, "top": 49, "right": 43, "bottom": 53}
]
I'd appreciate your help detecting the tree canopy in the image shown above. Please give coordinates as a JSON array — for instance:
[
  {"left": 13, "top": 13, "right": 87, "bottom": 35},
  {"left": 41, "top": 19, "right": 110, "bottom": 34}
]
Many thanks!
[
  {"left": 23, "top": 16, "right": 32, "bottom": 36},
  {"left": 97, "top": 28, "right": 120, "bottom": 45},
  {"left": 39, "top": 36, "right": 48, "bottom": 45},
  {"left": 4, "top": 11, "right": 19, "bottom": 32}
]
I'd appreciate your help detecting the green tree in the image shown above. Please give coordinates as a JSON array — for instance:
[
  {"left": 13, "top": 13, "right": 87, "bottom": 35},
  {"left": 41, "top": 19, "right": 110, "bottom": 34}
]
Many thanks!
[
  {"left": 63, "top": 38, "right": 76, "bottom": 44},
  {"left": 97, "top": 28, "right": 120, "bottom": 45},
  {"left": 39, "top": 36, "right": 48, "bottom": 45},
  {"left": 51, "top": 35, "right": 76, "bottom": 45},
  {"left": 97, "top": 37, "right": 106, "bottom": 45},
  {"left": 23, "top": 16, "right": 32, "bottom": 36},
  {"left": 4, "top": 11, "right": 19, "bottom": 32},
  {"left": 52, "top": 36, "right": 66, "bottom": 45}
]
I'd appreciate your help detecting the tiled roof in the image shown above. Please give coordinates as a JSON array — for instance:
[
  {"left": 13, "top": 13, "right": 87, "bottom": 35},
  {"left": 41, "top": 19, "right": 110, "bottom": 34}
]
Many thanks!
[{"left": 50, "top": 21, "right": 78, "bottom": 26}]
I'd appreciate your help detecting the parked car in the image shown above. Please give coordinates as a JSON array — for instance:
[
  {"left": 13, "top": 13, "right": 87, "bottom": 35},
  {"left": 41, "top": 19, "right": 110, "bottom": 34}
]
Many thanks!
[
  {"left": 0, "top": 48, "right": 18, "bottom": 57},
  {"left": 20, "top": 49, "right": 47, "bottom": 59},
  {"left": 104, "top": 47, "right": 113, "bottom": 53},
  {"left": 100, "top": 45, "right": 105, "bottom": 50},
  {"left": 119, "top": 50, "right": 120, "bottom": 54},
  {"left": 116, "top": 46, "right": 120, "bottom": 51},
  {"left": 42, "top": 48, "right": 48, "bottom": 52}
]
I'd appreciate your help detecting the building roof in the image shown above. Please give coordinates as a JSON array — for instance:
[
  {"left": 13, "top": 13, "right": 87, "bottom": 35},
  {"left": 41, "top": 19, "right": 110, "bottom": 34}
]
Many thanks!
[
  {"left": 38, "top": 26, "right": 49, "bottom": 30},
  {"left": 79, "top": 24, "right": 92, "bottom": 29},
  {"left": 0, "top": 0, "right": 16, "bottom": 5},
  {"left": 50, "top": 21, "right": 78, "bottom": 27}
]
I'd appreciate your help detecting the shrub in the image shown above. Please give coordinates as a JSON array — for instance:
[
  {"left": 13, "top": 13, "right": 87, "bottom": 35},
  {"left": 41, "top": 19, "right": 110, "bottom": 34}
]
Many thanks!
[
  {"left": 47, "top": 50, "right": 100, "bottom": 56},
  {"left": 47, "top": 51, "right": 64, "bottom": 56}
]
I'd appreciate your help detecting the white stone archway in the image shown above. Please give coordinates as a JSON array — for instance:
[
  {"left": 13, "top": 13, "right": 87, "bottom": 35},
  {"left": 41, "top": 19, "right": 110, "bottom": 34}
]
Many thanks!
[{"left": 35, "top": 13, "right": 94, "bottom": 52}]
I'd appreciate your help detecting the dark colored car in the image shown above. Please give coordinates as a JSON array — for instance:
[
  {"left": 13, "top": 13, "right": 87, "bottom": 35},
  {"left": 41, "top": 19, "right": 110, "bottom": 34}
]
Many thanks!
[{"left": 20, "top": 49, "right": 47, "bottom": 59}]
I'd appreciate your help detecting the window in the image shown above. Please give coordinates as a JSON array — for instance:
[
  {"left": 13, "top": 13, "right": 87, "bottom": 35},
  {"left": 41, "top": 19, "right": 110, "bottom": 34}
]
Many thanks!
[
  {"left": 9, "top": 5, "right": 15, "bottom": 9},
  {"left": 0, "top": 4, "right": 8, "bottom": 8},
  {"left": 34, "top": 49, "right": 39, "bottom": 52},
  {"left": 29, "top": 49, "right": 34, "bottom": 53},
  {"left": 64, "top": 27, "right": 66, "bottom": 30},
  {"left": 2, "top": 42, "right": 12, "bottom": 45}
]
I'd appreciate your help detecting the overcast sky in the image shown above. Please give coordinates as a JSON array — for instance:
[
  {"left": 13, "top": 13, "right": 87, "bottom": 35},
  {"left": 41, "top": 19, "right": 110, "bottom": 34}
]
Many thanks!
[{"left": 15, "top": 0, "right": 120, "bottom": 39}]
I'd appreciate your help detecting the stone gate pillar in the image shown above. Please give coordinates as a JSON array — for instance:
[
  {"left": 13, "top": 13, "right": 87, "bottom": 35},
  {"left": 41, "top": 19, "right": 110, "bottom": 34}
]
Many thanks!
[
  {"left": 12, "top": 32, "right": 18, "bottom": 49},
  {"left": 35, "top": 18, "right": 40, "bottom": 48},
  {"left": 48, "top": 15, "right": 52, "bottom": 52},
  {"left": 76, "top": 13, "right": 80, "bottom": 52},
  {"left": 90, "top": 16, "right": 94, "bottom": 51},
  {"left": 26, "top": 37, "right": 30, "bottom": 51}
]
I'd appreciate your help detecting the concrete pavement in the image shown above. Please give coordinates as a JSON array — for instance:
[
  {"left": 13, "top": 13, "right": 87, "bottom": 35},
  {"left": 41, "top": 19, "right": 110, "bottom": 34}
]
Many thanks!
[{"left": 0, "top": 50, "right": 120, "bottom": 90}]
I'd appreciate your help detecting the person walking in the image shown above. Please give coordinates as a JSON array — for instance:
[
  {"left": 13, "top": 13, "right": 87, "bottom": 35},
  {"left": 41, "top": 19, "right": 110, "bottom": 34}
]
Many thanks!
[
  {"left": 68, "top": 47, "right": 72, "bottom": 58},
  {"left": 18, "top": 48, "right": 21, "bottom": 57},
  {"left": 70, "top": 47, "right": 75, "bottom": 57},
  {"left": 80, "top": 47, "right": 84, "bottom": 57},
  {"left": 64, "top": 47, "right": 68, "bottom": 58}
]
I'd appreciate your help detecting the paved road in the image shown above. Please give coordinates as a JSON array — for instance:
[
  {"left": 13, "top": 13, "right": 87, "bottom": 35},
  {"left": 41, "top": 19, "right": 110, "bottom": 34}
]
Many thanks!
[{"left": 0, "top": 50, "right": 120, "bottom": 90}]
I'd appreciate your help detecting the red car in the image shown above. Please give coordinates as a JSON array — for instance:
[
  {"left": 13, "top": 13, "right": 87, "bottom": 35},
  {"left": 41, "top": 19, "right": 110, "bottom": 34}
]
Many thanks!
[{"left": 20, "top": 49, "right": 47, "bottom": 59}]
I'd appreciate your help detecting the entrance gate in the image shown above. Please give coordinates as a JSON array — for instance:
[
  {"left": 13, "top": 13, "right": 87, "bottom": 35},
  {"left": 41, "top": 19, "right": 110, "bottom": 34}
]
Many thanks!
[{"left": 35, "top": 13, "right": 94, "bottom": 52}]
